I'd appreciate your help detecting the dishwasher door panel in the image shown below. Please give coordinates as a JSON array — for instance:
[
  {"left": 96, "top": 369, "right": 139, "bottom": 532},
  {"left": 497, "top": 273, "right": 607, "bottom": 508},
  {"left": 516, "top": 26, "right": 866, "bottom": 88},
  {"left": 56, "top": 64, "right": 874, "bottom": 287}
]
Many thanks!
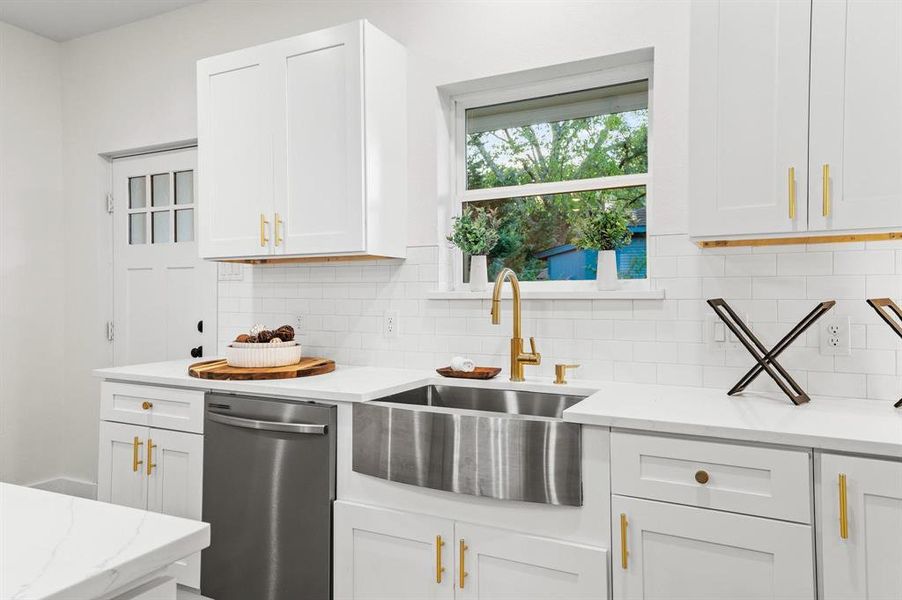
[{"left": 201, "top": 394, "right": 336, "bottom": 600}]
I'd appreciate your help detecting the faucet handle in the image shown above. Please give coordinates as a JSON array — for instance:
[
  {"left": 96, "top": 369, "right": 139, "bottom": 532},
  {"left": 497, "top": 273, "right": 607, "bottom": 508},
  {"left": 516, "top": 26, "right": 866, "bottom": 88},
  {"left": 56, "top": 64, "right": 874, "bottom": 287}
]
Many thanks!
[
  {"left": 528, "top": 337, "right": 539, "bottom": 355},
  {"left": 554, "top": 363, "right": 580, "bottom": 385}
]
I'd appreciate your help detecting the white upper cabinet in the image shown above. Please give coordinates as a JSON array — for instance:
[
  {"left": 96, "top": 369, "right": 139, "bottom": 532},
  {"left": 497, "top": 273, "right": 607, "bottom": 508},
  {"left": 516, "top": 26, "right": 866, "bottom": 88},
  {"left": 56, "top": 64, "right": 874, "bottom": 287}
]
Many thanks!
[
  {"left": 197, "top": 20, "right": 407, "bottom": 261},
  {"left": 691, "top": 0, "right": 902, "bottom": 240},
  {"left": 690, "top": 0, "right": 811, "bottom": 238},
  {"left": 819, "top": 454, "right": 902, "bottom": 600},
  {"left": 197, "top": 45, "right": 275, "bottom": 258},
  {"left": 808, "top": 0, "right": 902, "bottom": 232}
]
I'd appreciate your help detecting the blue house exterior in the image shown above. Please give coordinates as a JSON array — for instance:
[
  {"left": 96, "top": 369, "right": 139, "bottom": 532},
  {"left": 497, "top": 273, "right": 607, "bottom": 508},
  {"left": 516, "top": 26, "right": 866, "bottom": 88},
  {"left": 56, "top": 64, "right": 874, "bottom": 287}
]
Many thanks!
[{"left": 535, "top": 225, "right": 647, "bottom": 280}]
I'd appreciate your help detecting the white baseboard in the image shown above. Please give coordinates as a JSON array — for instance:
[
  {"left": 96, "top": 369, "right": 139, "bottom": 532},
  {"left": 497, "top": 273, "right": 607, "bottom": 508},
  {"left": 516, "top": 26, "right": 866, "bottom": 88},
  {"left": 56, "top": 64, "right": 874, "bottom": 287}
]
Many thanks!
[{"left": 30, "top": 477, "right": 97, "bottom": 500}]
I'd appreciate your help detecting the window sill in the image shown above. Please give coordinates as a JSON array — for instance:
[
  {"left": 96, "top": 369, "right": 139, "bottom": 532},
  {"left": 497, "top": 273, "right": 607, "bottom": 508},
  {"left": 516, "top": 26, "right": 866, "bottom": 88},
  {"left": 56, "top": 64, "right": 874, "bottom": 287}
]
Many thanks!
[{"left": 425, "top": 289, "right": 665, "bottom": 301}]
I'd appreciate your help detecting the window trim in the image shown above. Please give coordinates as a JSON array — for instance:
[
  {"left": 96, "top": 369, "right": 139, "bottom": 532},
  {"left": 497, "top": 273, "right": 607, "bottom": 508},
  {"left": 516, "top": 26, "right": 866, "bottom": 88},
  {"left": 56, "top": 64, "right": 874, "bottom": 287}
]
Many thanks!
[{"left": 447, "top": 60, "right": 654, "bottom": 293}]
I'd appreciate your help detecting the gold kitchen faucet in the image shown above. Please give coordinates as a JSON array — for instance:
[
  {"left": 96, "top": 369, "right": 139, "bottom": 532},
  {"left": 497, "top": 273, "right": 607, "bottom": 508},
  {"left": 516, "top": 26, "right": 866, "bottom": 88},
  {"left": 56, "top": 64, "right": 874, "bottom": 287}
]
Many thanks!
[{"left": 490, "top": 268, "right": 541, "bottom": 382}]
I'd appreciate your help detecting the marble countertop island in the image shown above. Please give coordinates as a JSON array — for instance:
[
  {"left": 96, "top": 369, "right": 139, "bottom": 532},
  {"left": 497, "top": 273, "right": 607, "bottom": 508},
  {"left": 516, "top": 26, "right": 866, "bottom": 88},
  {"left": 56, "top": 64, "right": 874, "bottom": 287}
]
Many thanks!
[{"left": 1, "top": 484, "right": 209, "bottom": 600}]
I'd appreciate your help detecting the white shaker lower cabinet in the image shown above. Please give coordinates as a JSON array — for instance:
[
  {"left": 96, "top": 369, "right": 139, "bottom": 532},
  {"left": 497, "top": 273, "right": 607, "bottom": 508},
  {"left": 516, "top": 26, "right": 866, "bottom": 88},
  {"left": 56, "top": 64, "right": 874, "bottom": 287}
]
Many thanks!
[
  {"left": 819, "top": 454, "right": 902, "bottom": 600},
  {"left": 454, "top": 522, "right": 607, "bottom": 600},
  {"left": 98, "top": 420, "right": 204, "bottom": 589},
  {"left": 334, "top": 501, "right": 607, "bottom": 600},
  {"left": 611, "top": 496, "right": 815, "bottom": 600},
  {"left": 334, "top": 501, "right": 454, "bottom": 600}
]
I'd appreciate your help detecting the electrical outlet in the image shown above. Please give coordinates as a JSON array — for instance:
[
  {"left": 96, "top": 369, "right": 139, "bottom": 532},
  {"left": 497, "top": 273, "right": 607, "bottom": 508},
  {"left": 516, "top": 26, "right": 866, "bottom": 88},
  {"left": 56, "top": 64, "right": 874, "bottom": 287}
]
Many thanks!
[
  {"left": 383, "top": 310, "right": 399, "bottom": 339},
  {"left": 295, "top": 314, "right": 304, "bottom": 333},
  {"left": 819, "top": 317, "right": 851, "bottom": 356}
]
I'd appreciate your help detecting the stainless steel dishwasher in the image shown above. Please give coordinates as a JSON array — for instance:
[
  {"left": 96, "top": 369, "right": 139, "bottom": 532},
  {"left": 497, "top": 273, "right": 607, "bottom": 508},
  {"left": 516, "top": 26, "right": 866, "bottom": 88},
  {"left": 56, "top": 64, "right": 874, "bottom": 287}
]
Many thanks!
[{"left": 201, "top": 393, "right": 336, "bottom": 600}]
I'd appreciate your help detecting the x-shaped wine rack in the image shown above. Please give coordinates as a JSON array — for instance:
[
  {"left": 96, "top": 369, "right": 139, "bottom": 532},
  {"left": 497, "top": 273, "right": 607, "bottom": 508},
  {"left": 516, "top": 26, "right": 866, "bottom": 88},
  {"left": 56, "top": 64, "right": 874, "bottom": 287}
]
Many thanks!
[
  {"left": 707, "top": 298, "right": 836, "bottom": 405},
  {"left": 866, "top": 298, "right": 902, "bottom": 408}
]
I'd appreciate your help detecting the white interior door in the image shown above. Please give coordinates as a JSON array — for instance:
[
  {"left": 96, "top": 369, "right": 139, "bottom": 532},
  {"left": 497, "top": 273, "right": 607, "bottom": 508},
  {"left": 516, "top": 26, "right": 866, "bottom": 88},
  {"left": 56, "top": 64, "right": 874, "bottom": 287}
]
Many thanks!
[
  {"left": 809, "top": 0, "right": 902, "bottom": 231},
  {"left": 689, "top": 0, "right": 811, "bottom": 237},
  {"left": 820, "top": 454, "right": 902, "bottom": 600},
  {"left": 113, "top": 148, "right": 216, "bottom": 366},
  {"left": 611, "top": 495, "right": 815, "bottom": 600},
  {"left": 272, "top": 22, "right": 366, "bottom": 256}
]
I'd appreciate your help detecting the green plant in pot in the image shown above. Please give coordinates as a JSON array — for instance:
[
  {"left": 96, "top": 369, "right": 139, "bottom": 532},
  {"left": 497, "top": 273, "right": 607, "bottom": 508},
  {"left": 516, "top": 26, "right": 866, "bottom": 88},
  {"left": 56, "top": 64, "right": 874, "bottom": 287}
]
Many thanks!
[
  {"left": 447, "top": 206, "right": 499, "bottom": 291},
  {"left": 569, "top": 201, "right": 634, "bottom": 290}
]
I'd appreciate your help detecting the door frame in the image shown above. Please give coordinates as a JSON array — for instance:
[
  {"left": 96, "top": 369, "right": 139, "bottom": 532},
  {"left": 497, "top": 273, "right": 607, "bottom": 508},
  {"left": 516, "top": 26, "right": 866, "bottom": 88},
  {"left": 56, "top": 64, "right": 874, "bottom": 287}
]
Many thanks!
[{"left": 106, "top": 143, "right": 217, "bottom": 365}]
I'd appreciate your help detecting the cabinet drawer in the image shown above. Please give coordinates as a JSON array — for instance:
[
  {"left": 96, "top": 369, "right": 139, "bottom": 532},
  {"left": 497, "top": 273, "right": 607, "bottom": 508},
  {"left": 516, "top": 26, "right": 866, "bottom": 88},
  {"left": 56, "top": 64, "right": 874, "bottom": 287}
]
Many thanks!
[
  {"left": 611, "top": 431, "right": 811, "bottom": 523},
  {"left": 101, "top": 382, "right": 204, "bottom": 433}
]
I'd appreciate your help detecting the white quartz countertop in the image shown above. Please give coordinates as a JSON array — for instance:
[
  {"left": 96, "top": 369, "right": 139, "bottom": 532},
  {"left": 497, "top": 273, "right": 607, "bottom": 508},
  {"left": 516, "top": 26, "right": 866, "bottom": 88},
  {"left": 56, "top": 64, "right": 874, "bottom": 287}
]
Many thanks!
[
  {"left": 0, "top": 483, "right": 209, "bottom": 600},
  {"left": 95, "top": 359, "right": 901, "bottom": 457},
  {"left": 93, "top": 358, "right": 433, "bottom": 402},
  {"left": 563, "top": 381, "right": 902, "bottom": 457}
]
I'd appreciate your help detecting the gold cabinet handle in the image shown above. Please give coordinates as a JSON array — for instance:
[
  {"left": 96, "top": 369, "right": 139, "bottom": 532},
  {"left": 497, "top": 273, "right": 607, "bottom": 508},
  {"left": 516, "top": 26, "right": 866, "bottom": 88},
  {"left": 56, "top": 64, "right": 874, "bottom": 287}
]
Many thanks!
[
  {"left": 260, "top": 214, "right": 269, "bottom": 247},
  {"left": 274, "top": 213, "right": 283, "bottom": 247},
  {"left": 435, "top": 535, "right": 445, "bottom": 584},
  {"left": 459, "top": 539, "right": 468, "bottom": 589},
  {"left": 822, "top": 164, "right": 831, "bottom": 217},
  {"left": 788, "top": 167, "right": 797, "bottom": 220},
  {"left": 839, "top": 473, "right": 848, "bottom": 539},
  {"left": 620, "top": 513, "right": 629, "bottom": 569},
  {"left": 132, "top": 436, "right": 144, "bottom": 472},
  {"left": 695, "top": 470, "right": 710, "bottom": 484},
  {"left": 146, "top": 439, "right": 157, "bottom": 476},
  {"left": 141, "top": 401, "right": 153, "bottom": 410}
]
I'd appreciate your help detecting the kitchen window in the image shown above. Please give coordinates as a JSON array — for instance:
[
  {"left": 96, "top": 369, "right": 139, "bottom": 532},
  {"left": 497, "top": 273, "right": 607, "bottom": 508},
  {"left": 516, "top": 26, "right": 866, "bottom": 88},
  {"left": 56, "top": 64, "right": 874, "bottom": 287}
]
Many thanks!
[{"left": 447, "top": 60, "right": 654, "bottom": 295}]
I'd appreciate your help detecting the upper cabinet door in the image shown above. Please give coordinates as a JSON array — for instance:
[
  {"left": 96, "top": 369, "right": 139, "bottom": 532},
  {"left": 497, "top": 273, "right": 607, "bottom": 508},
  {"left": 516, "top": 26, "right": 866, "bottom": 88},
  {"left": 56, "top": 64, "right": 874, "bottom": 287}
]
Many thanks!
[
  {"left": 809, "top": 0, "right": 902, "bottom": 232},
  {"left": 820, "top": 454, "right": 902, "bottom": 600},
  {"left": 690, "top": 0, "right": 811, "bottom": 238},
  {"left": 272, "top": 22, "right": 365, "bottom": 256},
  {"left": 197, "top": 46, "right": 275, "bottom": 258}
]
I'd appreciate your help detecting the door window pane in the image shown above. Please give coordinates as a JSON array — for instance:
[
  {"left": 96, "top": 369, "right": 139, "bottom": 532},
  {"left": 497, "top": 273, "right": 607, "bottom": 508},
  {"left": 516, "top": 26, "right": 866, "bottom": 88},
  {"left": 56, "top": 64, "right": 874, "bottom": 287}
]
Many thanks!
[
  {"left": 175, "top": 209, "right": 194, "bottom": 242},
  {"left": 463, "top": 185, "right": 646, "bottom": 282},
  {"left": 129, "top": 176, "right": 146, "bottom": 209},
  {"left": 151, "top": 173, "right": 170, "bottom": 207},
  {"left": 174, "top": 170, "right": 194, "bottom": 205},
  {"left": 152, "top": 210, "right": 170, "bottom": 244},
  {"left": 465, "top": 81, "right": 649, "bottom": 190},
  {"left": 129, "top": 213, "right": 147, "bottom": 244}
]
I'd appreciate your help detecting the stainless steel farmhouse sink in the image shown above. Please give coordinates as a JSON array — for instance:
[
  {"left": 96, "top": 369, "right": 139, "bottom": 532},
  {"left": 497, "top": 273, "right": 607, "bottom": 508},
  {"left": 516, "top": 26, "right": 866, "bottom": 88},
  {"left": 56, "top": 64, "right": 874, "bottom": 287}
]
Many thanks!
[{"left": 352, "top": 385, "right": 586, "bottom": 506}]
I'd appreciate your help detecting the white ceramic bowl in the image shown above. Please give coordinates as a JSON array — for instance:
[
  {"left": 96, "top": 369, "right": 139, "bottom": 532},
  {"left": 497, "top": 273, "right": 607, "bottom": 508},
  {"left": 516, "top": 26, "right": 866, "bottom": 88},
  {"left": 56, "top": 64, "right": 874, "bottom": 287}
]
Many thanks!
[{"left": 225, "top": 341, "right": 302, "bottom": 368}]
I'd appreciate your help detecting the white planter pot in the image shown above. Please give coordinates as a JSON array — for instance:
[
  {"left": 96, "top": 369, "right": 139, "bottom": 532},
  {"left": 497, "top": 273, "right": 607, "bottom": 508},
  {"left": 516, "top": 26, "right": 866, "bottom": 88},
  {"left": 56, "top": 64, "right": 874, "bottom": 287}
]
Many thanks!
[
  {"left": 469, "top": 255, "right": 488, "bottom": 292},
  {"left": 596, "top": 250, "right": 620, "bottom": 290}
]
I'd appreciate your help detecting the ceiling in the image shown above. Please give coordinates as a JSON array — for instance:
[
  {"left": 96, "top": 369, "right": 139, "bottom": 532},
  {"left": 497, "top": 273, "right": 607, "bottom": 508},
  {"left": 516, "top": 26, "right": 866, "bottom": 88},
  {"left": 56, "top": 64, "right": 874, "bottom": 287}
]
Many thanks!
[{"left": 0, "top": 0, "right": 204, "bottom": 42}]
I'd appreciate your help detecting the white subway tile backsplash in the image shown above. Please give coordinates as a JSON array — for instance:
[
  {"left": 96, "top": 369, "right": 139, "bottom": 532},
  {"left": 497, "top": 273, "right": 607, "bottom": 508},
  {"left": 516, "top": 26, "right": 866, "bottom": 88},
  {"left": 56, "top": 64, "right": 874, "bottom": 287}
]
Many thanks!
[{"left": 217, "top": 235, "right": 902, "bottom": 401}]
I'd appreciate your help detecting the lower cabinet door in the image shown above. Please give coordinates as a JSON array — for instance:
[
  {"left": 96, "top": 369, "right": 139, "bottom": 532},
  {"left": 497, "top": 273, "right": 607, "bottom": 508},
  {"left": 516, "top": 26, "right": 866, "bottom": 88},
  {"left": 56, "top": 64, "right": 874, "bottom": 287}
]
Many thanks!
[
  {"left": 97, "top": 421, "right": 148, "bottom": 510},
  {"left": 146, "top": 428, "right": 204, "bottom": 589},
  {"left": 611, "top": 496, "right": 814, "bottom": 600},
  {"left": 820, "top": 454, "right": 902, "bottom": 600},
  {"left": 455, "top": 522, "right": 607, "bottom": 600},
  {"left": 334, "top": 501, "right": 455, "bottom": 600}
]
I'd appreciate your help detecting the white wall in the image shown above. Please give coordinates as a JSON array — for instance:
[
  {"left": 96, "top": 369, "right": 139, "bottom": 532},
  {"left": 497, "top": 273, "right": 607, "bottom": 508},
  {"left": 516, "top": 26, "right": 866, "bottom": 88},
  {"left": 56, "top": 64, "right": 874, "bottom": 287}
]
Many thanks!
[
  {"left": 58, "top": 0, "right": 692, "bottom": 483},
  {"left": 0, "top": 22, "right": 65, "bottom": 485}
]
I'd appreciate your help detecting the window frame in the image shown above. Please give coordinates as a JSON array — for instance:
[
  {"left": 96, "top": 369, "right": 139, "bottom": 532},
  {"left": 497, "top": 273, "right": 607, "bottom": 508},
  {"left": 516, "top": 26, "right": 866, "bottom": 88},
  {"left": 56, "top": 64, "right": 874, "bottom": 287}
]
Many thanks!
[{"left": 448, "top": 61, "right": 654, "bottom": 292}]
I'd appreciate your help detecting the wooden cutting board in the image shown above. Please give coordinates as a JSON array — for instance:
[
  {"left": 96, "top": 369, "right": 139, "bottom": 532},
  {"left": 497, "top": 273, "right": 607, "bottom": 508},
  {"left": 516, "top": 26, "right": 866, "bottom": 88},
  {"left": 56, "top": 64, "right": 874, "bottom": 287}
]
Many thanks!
[{"left": 188, "top": 357, "right": 335, "bottom": 380}]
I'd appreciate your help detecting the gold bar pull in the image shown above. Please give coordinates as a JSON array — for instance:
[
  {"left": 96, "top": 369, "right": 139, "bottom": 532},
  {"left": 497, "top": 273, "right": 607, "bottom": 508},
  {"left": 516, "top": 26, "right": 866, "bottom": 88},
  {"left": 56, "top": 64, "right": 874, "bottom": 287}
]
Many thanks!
[
  {"left": 274, "top": 213, "right": 283, "bottom": 247},
  {"left": 839, "top": 473, "right": 848, "bottom": 539},
  {"left": 435, "top": 535, "right": 445, "bottom": 584},
  {"left": 459, "top": 539, "right": 468, "bottom": 589},
  {"left": 620, "top": 513, "right": 629, "bottom": 569},
  {"left": 260, "top": 214, "right": 269, "bottom": 247},
  {"left": 132, "top": 436, "right": 144, "bottom": 472},
  {"left": 788, "top": 167, "right": 797, "bottom": 220},
  {"left": 146, "top": 439, "right": 157, "bottom": 476},
  {"left": 822, "top": 164, "right": 831, "bottom": 217}
]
